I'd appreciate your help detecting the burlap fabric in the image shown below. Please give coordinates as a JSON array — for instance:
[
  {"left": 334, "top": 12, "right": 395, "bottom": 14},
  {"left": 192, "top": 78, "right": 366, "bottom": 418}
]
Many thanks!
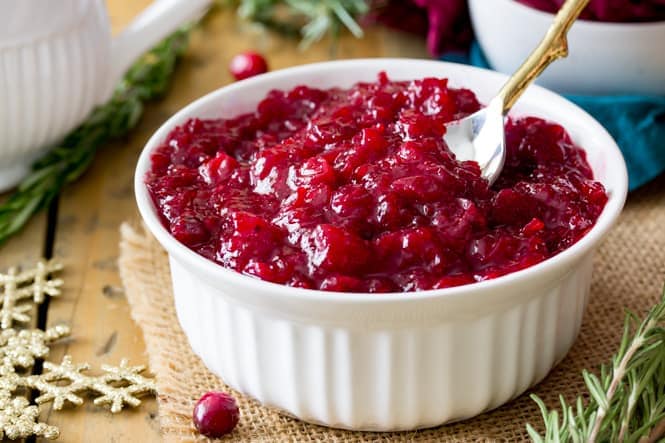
[{"left": 118, "top": 175, "right": 665, "bottom": 442}]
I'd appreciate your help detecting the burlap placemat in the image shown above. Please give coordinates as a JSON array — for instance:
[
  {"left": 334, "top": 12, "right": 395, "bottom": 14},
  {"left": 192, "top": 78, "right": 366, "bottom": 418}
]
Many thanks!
[{"left": 118, "top": 175, "right": 665, "bottom": 442}]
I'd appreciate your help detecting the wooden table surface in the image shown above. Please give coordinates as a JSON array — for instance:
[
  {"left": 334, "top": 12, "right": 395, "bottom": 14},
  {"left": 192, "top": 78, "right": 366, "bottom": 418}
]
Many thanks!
[{"left": 0, "top": 2, "right": 428, "bottom": 441}]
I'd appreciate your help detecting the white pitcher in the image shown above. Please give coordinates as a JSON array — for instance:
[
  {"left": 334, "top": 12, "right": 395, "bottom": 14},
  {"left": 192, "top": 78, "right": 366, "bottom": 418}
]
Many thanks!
[{"left": 0, "top": 0, "right": 211, "bottom": 191}]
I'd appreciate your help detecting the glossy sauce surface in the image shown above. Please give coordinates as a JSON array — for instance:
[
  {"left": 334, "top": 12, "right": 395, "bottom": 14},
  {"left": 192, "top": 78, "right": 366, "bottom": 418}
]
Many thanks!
[{"left": 146, "top": 74, "right": 607, "bottom": 292}]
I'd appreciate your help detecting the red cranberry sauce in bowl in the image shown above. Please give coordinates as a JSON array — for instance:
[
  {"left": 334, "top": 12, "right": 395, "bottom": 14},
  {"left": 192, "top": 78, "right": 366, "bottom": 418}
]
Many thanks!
[{"left": 145, "top": 73, "right": 607, "bottom": 293}]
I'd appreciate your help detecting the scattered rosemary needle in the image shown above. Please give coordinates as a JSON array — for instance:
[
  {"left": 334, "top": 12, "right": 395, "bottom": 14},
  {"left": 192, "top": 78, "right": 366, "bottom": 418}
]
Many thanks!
[
  {"left": 236, "top": 0, "right": 370, "bottom": 47},
  {"left": 527, "top": 286, "right": 665, "bottom": 443},
  {"left": 0, "top": 26, "right": 194, "bottom": 246}
]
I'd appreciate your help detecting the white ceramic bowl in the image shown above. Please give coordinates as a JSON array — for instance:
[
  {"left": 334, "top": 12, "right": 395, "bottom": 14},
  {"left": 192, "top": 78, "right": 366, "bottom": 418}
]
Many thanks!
[
  {"left": 135, "top": 59, "right": 628, "bottom": 431},
  {"left": 469, "top": 0, "right": 665, "bottom": 95}
]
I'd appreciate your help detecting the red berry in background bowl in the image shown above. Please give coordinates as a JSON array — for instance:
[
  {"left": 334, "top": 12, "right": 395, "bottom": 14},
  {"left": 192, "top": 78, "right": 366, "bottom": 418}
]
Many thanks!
[
  {"left": 192, "top": 391, "right": 240, "bottom": 438},
  {"left": 229, "top": 51, "right": 268, "bottom": 81}
]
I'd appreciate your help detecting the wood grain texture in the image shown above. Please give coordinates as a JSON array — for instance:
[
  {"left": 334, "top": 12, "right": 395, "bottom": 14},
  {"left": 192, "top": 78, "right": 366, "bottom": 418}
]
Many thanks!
[
  {"left": 0, "top": 213, "right": 47, "bottom": 273},
  {"left": 33, "top": 1, "right": 428, "bottom": 441}
]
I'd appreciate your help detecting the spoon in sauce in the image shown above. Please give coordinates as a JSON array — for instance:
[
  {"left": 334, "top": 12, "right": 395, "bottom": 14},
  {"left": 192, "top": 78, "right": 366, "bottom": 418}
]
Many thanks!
[{"left": 444, "top": 0, "right": 590, "bottom": 184}]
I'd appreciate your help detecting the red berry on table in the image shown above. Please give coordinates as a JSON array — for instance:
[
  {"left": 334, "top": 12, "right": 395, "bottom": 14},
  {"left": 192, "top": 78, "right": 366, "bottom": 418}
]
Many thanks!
[
  {"left": 229, "top": 51, "right": 268, "bottom": 81},
  {"left": 192, "top": 391, "right": 240, "bottom": 438}
]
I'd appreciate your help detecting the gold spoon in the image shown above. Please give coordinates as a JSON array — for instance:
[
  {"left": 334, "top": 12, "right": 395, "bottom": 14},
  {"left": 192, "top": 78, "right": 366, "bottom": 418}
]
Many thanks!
[{"left": 443, "top": 0, "right": 590, "bottom": 184}]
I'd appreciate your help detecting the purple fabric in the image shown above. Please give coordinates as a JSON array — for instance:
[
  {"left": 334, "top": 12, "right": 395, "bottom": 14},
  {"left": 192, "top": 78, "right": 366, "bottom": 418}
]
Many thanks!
[
  {"left": 367, "top": 0, "right": 470, "bottom": 55},
  {"left": 410, "top": 0, "right": 471, "bottom": 55},
  {"left": 515, "top": 0, "right": 665, "bottom": 22}
]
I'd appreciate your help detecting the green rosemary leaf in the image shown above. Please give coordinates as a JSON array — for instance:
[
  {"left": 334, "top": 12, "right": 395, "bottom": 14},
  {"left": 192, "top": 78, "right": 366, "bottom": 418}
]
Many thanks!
[
  {"left": 527, "top": 424, "right": 545, "bottom": 443},
  {"left": 583, "top": 370, "right": 610, "bottom": 411},
  {"left": 237, "top": 0, "right": 370, "bottom": 47},
  {"left": 0, "top": 25, "right": 196, "bottom": 247},
  {"left": 329, "top": 0, "right": 365, "bottom": 37},
  {"left": 527, "top": 287, "right": 665, "bottom": 442},
  {"left": 7, "top": 197, "right": 42, "bottom": 234},
  {"left": 617, "top": 311, "right": 636, "bottom": 359},
  {"left": 16, "top": 165, "right": 59, "bottom": 192}
]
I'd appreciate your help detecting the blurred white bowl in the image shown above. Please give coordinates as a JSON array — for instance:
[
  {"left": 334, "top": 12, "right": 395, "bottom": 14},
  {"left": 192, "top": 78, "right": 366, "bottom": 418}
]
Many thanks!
[
  {"left": 135, "top": 59, "right": 627, "bottom": 431},
  {"left": 469, "top": 0, "right": 665, "bottom": 95}
]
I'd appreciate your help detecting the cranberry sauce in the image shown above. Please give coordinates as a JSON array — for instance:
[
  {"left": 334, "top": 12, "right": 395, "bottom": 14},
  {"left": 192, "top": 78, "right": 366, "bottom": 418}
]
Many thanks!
[{"left": 145, "top": 73, "right": 607, "bottom": 293}]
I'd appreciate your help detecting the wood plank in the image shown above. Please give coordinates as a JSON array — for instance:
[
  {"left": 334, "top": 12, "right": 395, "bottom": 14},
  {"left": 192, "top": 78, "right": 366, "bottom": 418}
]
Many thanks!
[
  {"left": 38, "top": 2, "right": 429, "bottom": 441},
  {"left": 36, "top": 1, "right": 160, "bottom": 440},
  {"left": 0, "top": 209, "right": 47, "bottom": 271},
  {"left": 37, "top": 146, "right": 162, "bottom": 442}
]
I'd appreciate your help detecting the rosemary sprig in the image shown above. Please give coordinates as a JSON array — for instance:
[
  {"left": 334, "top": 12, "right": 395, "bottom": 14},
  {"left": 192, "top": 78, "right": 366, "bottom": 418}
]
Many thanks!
[
  {"left": 527, "top": 286, "right": 665, "bottom": 443},
  {"left": 236, "top": 0, "right": 370, "bottom": 47},
  {"left": 0, "top": 26, "right": 193, "bottom": 247}
]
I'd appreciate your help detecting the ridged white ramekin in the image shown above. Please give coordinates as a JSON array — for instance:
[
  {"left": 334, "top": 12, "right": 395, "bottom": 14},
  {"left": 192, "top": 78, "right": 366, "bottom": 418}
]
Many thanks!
[{"left": 135, "top": 59, "right": 628, "bottom": 431}]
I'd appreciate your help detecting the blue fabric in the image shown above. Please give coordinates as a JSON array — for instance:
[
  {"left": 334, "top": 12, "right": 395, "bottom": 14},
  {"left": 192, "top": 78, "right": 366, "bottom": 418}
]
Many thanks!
[{"left": 443, "top": 43, "right": 665, "bottom": 191}]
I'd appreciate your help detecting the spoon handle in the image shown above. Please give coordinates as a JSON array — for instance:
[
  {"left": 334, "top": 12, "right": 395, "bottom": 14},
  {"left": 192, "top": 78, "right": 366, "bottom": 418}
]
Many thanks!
[{"left": 496, "top": 0, "right": 590, "bottom": 113}]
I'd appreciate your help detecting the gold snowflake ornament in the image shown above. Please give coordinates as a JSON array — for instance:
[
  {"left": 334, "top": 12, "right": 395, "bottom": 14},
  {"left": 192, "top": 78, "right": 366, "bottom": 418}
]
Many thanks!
[
  {"left": 0, "top": 260, "right": 63, "bottom": 330},
  {"left": 31, "top": 356, "right": 157, "bottom": 413},
  {"left": 0, "top": 392, "right": 59, "bottom": 440},
  {"left": 0, "top": 325, "right": 69, "bottom": 440},
  {"left": 0, "top": 325, "right": 70, "bottom": 368},
  {"left": 0, "top": 261, "right": 157, "bottom": 440}
]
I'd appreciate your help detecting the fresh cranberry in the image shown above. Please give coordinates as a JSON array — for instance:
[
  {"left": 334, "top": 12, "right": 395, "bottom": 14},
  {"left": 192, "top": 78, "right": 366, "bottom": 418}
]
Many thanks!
[
  {"left": 146, "top": 73, "right": 607, "bottom": 293},
  {"left": 192, "top": 391, "right": 239, "bottom": 438},
  {"left": 229, "top": 52, "right": 268, "bottom": 81}
]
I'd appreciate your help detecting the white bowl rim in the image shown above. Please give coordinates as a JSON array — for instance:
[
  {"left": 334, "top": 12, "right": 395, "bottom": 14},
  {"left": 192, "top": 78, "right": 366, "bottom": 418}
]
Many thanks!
[
  {"left": 504, "top": 0, "right": 665, "bottom": 29},
  {"left": 135, "top": 58, "right": 628, "bottom": 305}
]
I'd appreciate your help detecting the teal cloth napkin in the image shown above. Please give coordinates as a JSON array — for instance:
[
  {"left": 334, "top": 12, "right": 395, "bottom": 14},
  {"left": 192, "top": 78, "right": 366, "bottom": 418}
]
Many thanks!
[{"left": 444, "top": 43, "right": 665, "bottom": 191}]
